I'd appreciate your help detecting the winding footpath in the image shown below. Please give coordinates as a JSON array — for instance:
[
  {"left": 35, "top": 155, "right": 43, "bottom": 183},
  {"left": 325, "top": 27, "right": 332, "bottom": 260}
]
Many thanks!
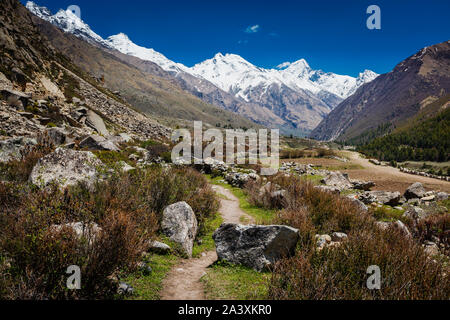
[{"left": 160, "top": 185, "right": 253, "bottom": 300}]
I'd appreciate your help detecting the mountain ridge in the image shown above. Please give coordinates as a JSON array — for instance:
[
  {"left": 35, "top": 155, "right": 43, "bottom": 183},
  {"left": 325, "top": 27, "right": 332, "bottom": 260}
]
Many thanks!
[
  {"left": 310, "top": 40, "right": 450, "bottom": 142},
  {"left": 26, "top": 1, "right": 378, "bottom": 136}
]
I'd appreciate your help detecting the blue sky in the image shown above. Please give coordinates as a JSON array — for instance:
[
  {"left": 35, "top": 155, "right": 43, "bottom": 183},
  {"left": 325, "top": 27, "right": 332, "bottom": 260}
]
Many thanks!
[{"left": 24, "top": 0, "right": 450, "bottom": 76}]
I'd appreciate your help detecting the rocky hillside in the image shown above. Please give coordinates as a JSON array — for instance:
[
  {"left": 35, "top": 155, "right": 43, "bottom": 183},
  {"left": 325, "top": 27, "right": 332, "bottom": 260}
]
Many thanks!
[
  {"left": 310, "top": 41, "right": 450, "bottom": 142},
  {"left": 0, "top": 0, "right": 171, "bottom": 145},
  {"left": 30, "top": 17, "right": 258, "bottom": 131}
]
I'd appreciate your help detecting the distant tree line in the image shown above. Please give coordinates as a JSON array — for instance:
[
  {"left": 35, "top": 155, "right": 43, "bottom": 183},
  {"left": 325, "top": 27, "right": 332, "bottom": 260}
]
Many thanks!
[{"left": 357, "top": 108, "right": 450, "bottom": 162}]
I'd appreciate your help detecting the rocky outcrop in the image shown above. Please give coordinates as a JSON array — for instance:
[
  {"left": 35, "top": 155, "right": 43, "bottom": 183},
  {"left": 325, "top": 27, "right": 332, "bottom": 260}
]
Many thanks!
[
  {"left": 361, "top": 191, "right": 402, "bottom": 206},
  {"left": 404, "top": 182, "right": 426, "bottom": 200},
  {"left": 321, "top": 171, "right": 353, "bottom": 191},
  {"left": 161, "top": 202, "right": 198, "bottom": 258},
  {"left": 30, "top": 148, "right": 104, "bottom": 188},
  {"left": 212, "top": 224, "right": 299, "bottom": 271}
]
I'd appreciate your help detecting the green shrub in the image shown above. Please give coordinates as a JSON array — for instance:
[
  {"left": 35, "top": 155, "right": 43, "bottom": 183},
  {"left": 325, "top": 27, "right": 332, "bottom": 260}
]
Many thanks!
[
  {"left": 260, "top": 174, "right": 449, "bottom": 300},
  {"left": 0, "top": 165, "right": 217, "bottom": 299}
]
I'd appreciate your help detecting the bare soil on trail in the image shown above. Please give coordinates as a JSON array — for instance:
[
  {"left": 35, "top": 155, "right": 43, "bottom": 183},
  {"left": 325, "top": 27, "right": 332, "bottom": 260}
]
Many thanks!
[
  {"left": 288, "top": 152, "right": 450, "bottom": 193},
  {"left": 160, "top": 184, "right": 253, "bottom": 300},
  {"left": 344, "top": 152, "right": 450, "bottom": 193}
]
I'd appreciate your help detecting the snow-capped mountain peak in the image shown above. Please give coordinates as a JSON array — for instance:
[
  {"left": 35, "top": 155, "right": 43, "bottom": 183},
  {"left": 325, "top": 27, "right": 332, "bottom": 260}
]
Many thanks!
[
  {"left": 284, "top": 59, "right": 311, "bottom": 74},
  {"left": 26, "top": 0, "right": 379, "bottom": 107},
  {"left": 26, "top": 1, "right": 105, "bottom": 45},
  {"left": 26, "top": 1, "right": 51, "bottom": 19},
  {"left": 104, "top": 33, "right": 189, "bottom": 74}
]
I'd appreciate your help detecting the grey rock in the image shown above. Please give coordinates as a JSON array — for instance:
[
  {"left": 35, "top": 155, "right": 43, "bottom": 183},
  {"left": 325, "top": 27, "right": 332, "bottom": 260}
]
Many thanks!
[
  {"left": 315, "top": 234, "right": 332, "bottom": 248},
  {"left": 331, "top": 232, "right": 348, "bottom": 242},
  {"left": 30, "top": 148, "right": 104, "bottom": 188},
  {"left": 321, "top": 171, "right": 353, "bottom": 191},
  {"left": 346, "top": 195, "right": 369, "bottom": 211},
  {"left": 137, "top": 262, "right": 152, "bottom": 275},
  {"left": 314, "top": 185, "right": 341, "bottom": 194},
  {"left": 404, "top": 182, "right": 426, "bottom": 200},
  {"left": 213, "top": 223, "right": 299, "bottom": 271},
  {"left": 80, "top": 135, "right": 119, "bottom": 151},
  {"left": 436, "top": 192, "right": 448, "bottom": 201},
  {"left": 148, "top": 241, "right": 171, "bottom": 254},
  {"left": 161, "top": 202, "right": 198, "bottom": 258},
  {"left": 351, "top": 180, "right": 375, "bottom": 191},
  {"left": 46, "top": 127, "right": 66, "bottom": 146},
  {"left": 225, "top": 172, "right": 250, "bottom": 188},
  {"left": 403, "top": 207, "right": 427, "bottom": 221},
  {"left": 85, "top": 110, "right": 109, "bottom": 136},
  {"left": 394, "top": 220, "right": 412, "bottom": 239},
  {"left": 0, "top": 137, "right": 37, "bottom": 162},
  {"left": 1, "top": 89, "right": 30, "bottom": 108},
  {"left": 421, "top": 195, "right": 435, "bottom": 202},
  {"left": 364, "top": 191, "right": 402, "bottom": 206},
  {"left": 118, "top": 282, "right": 134, "bottom": 296}
]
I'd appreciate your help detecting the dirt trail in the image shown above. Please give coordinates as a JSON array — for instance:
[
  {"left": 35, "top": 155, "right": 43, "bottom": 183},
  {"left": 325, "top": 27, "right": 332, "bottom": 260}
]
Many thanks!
[
  {"left": 160, "top": 184, "right": 253, "bottom": 300},
  {"left": 344, "top": 151, "right": 450, "bottom": 193}
]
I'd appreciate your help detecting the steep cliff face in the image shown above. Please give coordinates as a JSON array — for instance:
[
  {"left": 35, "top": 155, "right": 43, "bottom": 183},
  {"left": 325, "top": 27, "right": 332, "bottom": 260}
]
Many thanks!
[
  {"left": 310, "top": 41, "right": 450, "bottom": 142},
  {"left": 0, "top": 0, "right": 57, "bottom": 85}
]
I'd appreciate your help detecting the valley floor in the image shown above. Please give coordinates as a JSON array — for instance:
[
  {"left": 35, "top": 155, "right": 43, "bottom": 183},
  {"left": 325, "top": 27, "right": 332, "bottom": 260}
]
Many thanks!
[{"left": 288, "top": 151, "right": 450, "bottom": 193}]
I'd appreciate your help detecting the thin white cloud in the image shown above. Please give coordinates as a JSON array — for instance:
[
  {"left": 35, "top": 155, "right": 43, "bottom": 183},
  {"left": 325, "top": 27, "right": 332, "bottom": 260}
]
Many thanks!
[
  {"left": 245, "top": 25, "right": 260, "bottom": 33},
  {"left": 276, "top": 62, "right": 291, "bottom": 69}
]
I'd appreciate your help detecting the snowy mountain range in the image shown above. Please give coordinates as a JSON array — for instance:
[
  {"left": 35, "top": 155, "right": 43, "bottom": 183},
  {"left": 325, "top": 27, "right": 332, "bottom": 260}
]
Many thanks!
[{"left": 26, "top": 1, "right": 379, "bottom": 135}]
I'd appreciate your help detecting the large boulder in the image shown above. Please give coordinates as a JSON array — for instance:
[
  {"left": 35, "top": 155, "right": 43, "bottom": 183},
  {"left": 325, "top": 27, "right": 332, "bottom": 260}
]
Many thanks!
[
  {"left": 30, "top": 148, "right": 104, "bottom": 188},
  {"left": 404, "top": 182, "right": 426, "bottom": 200},
  {"left": 225, "top": 172, "right": 250, "bottom": 188},
  {"left": 212, "top": 224, "right": 299, "bottom": 271},
  {"left": 321, "top": 172, "right": 353, "bottom": 191},
  {"left": 161, "top": 202, "right": 198, "bottom": 258},
  {"left": 85, "top": 110, "right": 109, "bottom": 136}
]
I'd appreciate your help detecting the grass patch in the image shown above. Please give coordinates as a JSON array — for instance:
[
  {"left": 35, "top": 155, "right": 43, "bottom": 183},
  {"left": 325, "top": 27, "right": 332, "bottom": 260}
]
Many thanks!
[
  {"left": 301, "top": 174, "right": 323, "bottom": 185},
  {"left": 123, "top": 254, "right": 178, "bottom": 300},
  {"left": 206, "top": 175, "right": 276, "bottom": 224},
  {"left": 192, "top": 212, "right": 223, "bottom": 258},
  {"left": 322, "top": 164, "right": 365, "bottom": 171},
  {"left": 202, "top": 261, "right": 269, "bottom": 300},
  {"left": 92, "top": 150, "right": 134, "bottom": 167},
  {"left": 371, "top": 205, "right": 405, "bottom": 222}
]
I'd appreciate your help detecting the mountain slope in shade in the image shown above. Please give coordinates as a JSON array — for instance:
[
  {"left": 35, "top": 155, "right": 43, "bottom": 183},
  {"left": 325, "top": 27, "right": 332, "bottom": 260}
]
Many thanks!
[
  {"left": 310, "top": 41, "right": 450, "bottom": 142},
  {"left": 26, "top": 1, "right": 378, "bottom": 136}
]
